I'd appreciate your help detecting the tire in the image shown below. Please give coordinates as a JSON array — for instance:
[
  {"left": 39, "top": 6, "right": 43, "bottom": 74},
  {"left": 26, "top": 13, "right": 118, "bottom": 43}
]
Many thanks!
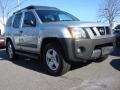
[
  {"left": 42, "top": 43, "right": 71, "bottom": 76},
  {"left": 6, "top": 40, "right": 16, "bottom": 60}
]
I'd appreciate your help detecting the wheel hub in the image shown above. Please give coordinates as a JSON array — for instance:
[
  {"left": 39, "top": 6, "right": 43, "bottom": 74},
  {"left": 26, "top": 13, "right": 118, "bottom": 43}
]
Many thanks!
[
  {"left": 46, "top": 49, "right": 59, "bottom": 71},
  {"left": 8, "top": 43, "right": 13, "bottom": 58}
]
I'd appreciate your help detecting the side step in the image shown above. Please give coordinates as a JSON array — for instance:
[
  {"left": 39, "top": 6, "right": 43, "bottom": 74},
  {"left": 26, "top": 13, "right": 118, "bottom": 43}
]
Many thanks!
[{"left": 16, "top": 51, "right": 39, "bottom": 59}]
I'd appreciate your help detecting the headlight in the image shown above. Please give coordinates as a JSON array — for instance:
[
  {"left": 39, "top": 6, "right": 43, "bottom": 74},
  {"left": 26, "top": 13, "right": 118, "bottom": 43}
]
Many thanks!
[{"left": 68, "top": 27, "right": 87, "bottom": 39}]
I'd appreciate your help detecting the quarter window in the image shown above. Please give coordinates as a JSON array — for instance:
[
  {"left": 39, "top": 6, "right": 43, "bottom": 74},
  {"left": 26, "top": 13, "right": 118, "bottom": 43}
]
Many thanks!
[{"left": 6, "top": 16, "right": 13, "bottom": 27}]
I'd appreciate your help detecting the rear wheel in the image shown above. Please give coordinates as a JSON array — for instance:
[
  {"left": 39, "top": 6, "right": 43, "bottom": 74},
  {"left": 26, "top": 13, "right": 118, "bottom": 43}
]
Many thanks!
[
  {"left": 42, "top": 43, "right": 71, "bottom": 76},
  {"left": 6, "top": 41, "right": 16, "bottom": 60}
]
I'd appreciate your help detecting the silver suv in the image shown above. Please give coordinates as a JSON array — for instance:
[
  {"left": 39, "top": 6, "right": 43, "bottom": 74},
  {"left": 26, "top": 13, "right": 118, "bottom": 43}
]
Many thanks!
[{"left": 5, "top": 6, "right": 115, "bottom": 76}]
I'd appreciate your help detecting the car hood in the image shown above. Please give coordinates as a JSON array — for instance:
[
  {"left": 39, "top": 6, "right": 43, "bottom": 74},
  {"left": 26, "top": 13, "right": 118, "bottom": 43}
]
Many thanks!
[{"left": 46, "top": 21, "right": 109, "bottom": 28}]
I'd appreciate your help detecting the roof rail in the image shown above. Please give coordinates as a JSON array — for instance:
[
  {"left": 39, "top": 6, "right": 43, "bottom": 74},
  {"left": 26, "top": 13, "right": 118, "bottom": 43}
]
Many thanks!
[{"left": 14, "top": 5, "right": 60, "bottom": 14}]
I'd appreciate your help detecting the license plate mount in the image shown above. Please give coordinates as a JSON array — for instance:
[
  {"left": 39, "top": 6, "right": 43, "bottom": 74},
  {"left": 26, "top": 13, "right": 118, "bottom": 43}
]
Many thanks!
[{"left": 102, "top": 47, "right": 112, "bottom": 56}]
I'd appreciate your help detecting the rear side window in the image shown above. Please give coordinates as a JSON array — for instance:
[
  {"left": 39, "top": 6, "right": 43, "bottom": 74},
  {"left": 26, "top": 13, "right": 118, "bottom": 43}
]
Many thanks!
[{"left": 13, "top": 13, "right": 22, "bottom": 28}]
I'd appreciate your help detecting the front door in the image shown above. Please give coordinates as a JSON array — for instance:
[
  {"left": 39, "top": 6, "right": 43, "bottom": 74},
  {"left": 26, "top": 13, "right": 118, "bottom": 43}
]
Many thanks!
[{"left": 20, "top": 11, "right": 39, "bottom": 53}]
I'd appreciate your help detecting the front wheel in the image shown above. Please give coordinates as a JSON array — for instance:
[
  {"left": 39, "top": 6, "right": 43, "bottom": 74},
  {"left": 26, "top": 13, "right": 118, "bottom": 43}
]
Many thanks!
[{"left": 42, "top": 43, "right": 71, "bottom": 76}]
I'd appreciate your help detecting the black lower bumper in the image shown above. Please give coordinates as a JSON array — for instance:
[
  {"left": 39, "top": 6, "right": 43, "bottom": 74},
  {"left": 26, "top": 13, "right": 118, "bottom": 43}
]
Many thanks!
[{"left": 63, "top": 36, "right": 115, "bottom": 62}]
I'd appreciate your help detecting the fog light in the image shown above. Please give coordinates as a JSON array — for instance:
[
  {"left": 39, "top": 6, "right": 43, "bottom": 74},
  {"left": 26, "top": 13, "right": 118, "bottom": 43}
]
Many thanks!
[{"left": 77, "top": 48, "right": 81, "bottom": 53}]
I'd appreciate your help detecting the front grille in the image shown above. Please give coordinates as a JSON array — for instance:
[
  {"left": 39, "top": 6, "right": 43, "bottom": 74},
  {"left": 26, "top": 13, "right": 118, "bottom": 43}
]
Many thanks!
[
  {"left": 90, "top": 27, "right": 111, "bottom": 36},
  {"left": 90, "top": 27, "right": 97, "bottom": 36}
]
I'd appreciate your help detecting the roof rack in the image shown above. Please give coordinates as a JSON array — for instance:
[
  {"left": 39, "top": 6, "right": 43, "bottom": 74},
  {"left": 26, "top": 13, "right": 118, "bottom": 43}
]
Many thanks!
[{"left": 14, "top": 5, "right": 60, "bottom": 14}]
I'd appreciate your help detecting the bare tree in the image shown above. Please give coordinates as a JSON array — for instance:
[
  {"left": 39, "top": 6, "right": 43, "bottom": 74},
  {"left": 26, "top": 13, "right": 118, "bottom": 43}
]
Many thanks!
[
  {"left": 0, "top": 0, "right": 28, "bottom": 26},
  {"left": 0, "top": 0, "right": 8, "bottom": 26},
  {"left": 98, "top": 0, "right": 120, "bottom": 28}
]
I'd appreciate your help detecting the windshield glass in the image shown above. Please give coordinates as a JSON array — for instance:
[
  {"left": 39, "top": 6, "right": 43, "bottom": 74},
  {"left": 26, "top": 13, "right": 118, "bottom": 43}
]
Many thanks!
[{"left": 36, "top": 10, "right": 80, "bottom": 23}]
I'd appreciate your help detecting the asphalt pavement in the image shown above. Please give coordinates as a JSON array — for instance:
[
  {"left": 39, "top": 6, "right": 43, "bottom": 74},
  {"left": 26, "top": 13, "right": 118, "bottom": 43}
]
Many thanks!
[{"left": 0, "top": 47, "right": 120, "bottom": 90}]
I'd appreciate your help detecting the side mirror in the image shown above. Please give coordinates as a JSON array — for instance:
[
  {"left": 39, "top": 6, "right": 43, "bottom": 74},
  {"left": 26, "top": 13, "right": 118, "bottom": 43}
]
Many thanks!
[{"left": 24, "top": 19, "right": 36, "bottom": 27}]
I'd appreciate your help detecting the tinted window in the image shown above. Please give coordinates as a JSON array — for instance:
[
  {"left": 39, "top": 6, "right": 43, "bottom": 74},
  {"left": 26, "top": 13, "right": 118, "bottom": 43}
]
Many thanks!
[
  {"left": 13, "top": 13, "right": 22, "bottom": 28},
  {"left": 36, "top": 10, "right": 79, "bottom": 23},
  {"left": 6, "top": 16, "right": 13, "bottom": 27},
  {"left": 23, "top": 11, "right": 36, "bottom": 27}
]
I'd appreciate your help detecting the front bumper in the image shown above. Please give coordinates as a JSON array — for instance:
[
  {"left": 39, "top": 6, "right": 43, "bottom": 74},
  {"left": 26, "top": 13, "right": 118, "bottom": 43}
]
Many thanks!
[{"left": 66, "top": 36, "right": 115, "bottom": 61}]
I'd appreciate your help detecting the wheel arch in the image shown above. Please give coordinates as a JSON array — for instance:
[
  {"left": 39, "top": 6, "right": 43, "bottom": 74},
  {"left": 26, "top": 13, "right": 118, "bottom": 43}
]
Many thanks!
[
  {"left": 40, "top": 37, "right": 68, "bottom": 60},
  {"left": 6, "top": 37, "right": 15, "bottom": 51}
]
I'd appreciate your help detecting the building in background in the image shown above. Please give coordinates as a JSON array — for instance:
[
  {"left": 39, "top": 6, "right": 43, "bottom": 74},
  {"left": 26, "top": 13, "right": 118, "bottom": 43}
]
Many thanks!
[
  {"left": 0, "top": 17, "right": 6, "bottom": 48},
  {"left": 0, "top": 22, "right": 4, "bottom": 36},
  {"left": 0, "top": 17, "right": 7, "bottom": 36}
]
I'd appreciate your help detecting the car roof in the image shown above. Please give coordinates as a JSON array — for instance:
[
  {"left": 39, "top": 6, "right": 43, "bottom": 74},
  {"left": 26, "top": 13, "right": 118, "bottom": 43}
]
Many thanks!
[{"left": 14, "top": 5, "right": 60, "bottom": 14}]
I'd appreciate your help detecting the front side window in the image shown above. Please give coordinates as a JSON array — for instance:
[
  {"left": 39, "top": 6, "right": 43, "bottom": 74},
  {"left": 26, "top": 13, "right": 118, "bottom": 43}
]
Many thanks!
[
  {"left": 13, "top": 13, "right": 22, "bottom": 28},
  {"left": 36, "top": 10, "right": 79, "bottom": 23},
  {"left": 23, "top": 11, "right": 36, "bottom": 27}
]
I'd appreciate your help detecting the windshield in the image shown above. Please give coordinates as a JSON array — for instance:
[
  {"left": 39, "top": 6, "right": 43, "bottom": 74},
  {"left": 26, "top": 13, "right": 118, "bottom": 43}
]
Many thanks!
[{"left": 36, "top": 10, "right": 80, "bottom": 23}]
